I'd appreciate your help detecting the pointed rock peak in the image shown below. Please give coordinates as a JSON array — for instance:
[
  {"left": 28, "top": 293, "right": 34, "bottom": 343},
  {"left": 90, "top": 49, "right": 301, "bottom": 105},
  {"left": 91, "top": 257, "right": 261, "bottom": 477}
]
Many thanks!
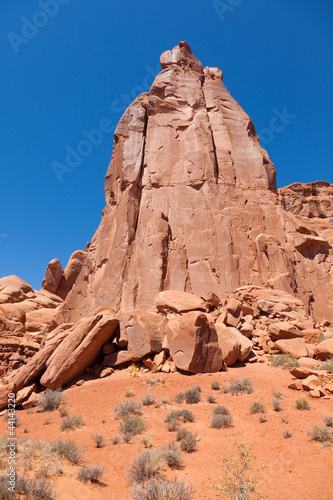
[
  {"left": 160, "top": 41, "right": 203, "bottom": 73},
  {"left": 204, "top": 66, "right": 223, "bottom": 82}
]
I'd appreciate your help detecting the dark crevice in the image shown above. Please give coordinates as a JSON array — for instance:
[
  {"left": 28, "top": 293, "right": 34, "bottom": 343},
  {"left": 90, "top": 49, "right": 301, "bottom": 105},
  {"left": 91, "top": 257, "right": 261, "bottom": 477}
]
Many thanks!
[{"left": 201, "top": 76, "right": 219, "bottom": 183}]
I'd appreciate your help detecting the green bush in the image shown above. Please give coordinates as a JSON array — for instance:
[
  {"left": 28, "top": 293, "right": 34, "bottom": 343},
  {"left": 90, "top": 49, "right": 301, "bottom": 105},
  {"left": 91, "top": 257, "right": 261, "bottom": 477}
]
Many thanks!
[
  {"left": 249, "top": 401, "right": 266, "bottom": 414},
  {"left": 270, "top": 354, "right": 300, "bottom": 370},
  {"left": 295, "top": 397, "right": 310, "bottom": 411}
]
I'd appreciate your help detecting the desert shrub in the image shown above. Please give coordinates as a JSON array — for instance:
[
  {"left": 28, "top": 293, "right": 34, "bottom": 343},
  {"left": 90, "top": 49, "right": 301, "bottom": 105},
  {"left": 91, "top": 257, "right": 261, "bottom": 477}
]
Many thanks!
[
  {"left": 223, "top": 378, "right": 253, "bottom": 395},
  {"left": 91, "top": 433, "right": 105, "bottom": 448},
  {"left": 77, "top": 464, "right": 105, "bottom": 483},
  {"left": 211, "top": 381, "right": 220, "bottom": 391},
  {"left": 111, "top": 434, "right": 121, "bottom": 445},
  {"left": 114, "top": 400, "right": 142, "bottom": 419},
  {"left": 58, "top": 406, "right": 69, "bottom": 418},
  {"left": 127, "top": 448, "right": 167, "bottom": 484},
  {"left": 319, "top": 334, "right": 333, "bottom": 342},
  {"left": 36, "top": 389, "right": 65, "bottom": 412},
  {"left": 212, "top": 405, "right": 230, "bottom": 416},
  {"left": 129, "top": 364, "right": 140, "bottom": 377},
  {"left": 165, "top": 410, "right": 194, "bottom": 426},
  {"left": 131, "top": 477, "right": 195, "bottom": 500},
  {"left": 175, "top": 392, "right": 185, "bottom": 404},
  {"left": 43, "top": 417, "right": 53, "bottom": 426},
  {"left": 323, "top": 414, "right": 333, "bottom": 427},
  {"left": 125, "top": 388, "right": 135, "bottom": 398},
  {"left": 317, "top": 360, "right": 333, "bottom": 373},
  {"left": 141, "top": 435, "right": 154, "bottom": 448},
  {"left": 184, "top": 387, "right": 201, "bottom": 404},
  {"left": 210, "top": 440, "right": 264, "bottom": 499},
  {"left": 211, "top": 414, "right": 233, "bottom": 429},
  {"left": 18, "top": 477, "right": 55, "bottom": 499},
  {"left": 142, "top": 391, "right": 157, "bottom": 406},
  {"left": 166, "top": 417, "right": 180, "bottom": 432},
  {"left": 308, "top": 425, "right": 332, "bottom": 445},
  {"left": 295, "top": 397, "right": 310, "bottom": 410},
  {"left": 270, "top": 354, "right": 300, "bottom": 370},
  {"left": 280, "top": 414, "right": 288, "bottom": 424},
  {"left": 0, "top": 474, "right": 16, "bottom": 499},
  {"left": 272, "top": 397, "right": 282, "bottom": 412},
  {"left": 259, "top": 415, "right": 267, "bottom": 423},
  {"left": 61, "top": 414, "right": 85, "bottom": 431},
  {"left": 161, "top": 441, "right": 184, "bottom": 469},
  {"left": 283, "top": 429, "right": 292, "bottom": 439},
  {"left": 120, "top": 415, "right": 146, "bottom": 442},
  {"left": 207, "top": 394, "right": 217, "bottom": 404},
  {"left": 179, "top": 409, "right": 195, "bottom": 423},
  {"left": 161, "top": 396, "right": 170, "bottom": 405},
  {"left": 49, "top": 439, "right": 84, "bottom": 465},
  {"left": 176, "top": 429, "right": 198, "bottom": 453},
  {"left": 249, "top": 401, "right": 266, "bottom": 414}
]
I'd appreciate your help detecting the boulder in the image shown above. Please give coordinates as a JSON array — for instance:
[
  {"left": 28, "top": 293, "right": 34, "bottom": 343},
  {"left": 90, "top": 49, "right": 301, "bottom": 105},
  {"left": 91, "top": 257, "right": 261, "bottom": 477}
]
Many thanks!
[
  {"left": 123, "top": 310, "right": 167, "bottom": 361},
  {"left": 40, "top": 311, "right": 118, "bottom": 388},
  {"left": 42, "top": 259, "right": 64, "bottom": 295},
  {"left": 215, "top": 323, "right": 241, "bottom": 366},
  {"left": 268, "top": 321, "right": 304, "bottom": 340},
  {"left": 166, "top": 311, "right": 223, "bottom": 373},
  {"left": 275, "top": 338, "right": 308, "bottom": 359},
  {"left": 103, "top": 350, "right": 132, "bottom": 367},
  {"left": 315, "top": 339, "right": 333, "bottom": 360},
  {"left": 156, "top": 291, "right": 207, "bottom": 314},
  {"left": 302, "top": 375, "right": 321, "bottom": 391},
  {"left": 229, "top": 328, "right": 253, "bottom": 362}
]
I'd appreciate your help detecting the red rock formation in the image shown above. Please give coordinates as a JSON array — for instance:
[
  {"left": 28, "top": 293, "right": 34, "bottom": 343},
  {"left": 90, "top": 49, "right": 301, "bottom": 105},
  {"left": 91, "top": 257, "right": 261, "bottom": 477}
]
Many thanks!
[{"left": 53, "top": 41, "right": 332, "bottom": 323}]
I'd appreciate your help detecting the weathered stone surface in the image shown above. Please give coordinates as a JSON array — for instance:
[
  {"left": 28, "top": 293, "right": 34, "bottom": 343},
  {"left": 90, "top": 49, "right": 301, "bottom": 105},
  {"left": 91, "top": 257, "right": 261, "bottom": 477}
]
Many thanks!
[
  {"left": 229, "top": 328, "right": 253, "bottom": 362},
  {"left": 268, "top": 322, "right": 303, "bottom": 340},
  {"left": 16, "top": 383, "right": 37, "bottom": 405},
  {"left": 302, "top": 375, "right": 321, "bottom": 391},
  {"left": 49, "top": 42, "right": 332, "bottom": 327},
  {"left": 215, "top": 324, "right": 241, "bottom": 366},
  {"left": 279, "top": 181, "right": 333, "bottom": 219},
  {"left": 290, "top": 367, "right": 313, "bottom": 379},
  {"left": 42, "top": 259, "right": 64, "bottom": 295},
  {"left": 298, "top": 357, "right": 320, "bottom": 369},
  {"left": 315, "top": 339, "right": 333, "bottom": 360},
  {"left": 40, "top": 311, "right": 118, "bottom": 388},
  {"left": 166, "top": 311, "right": 223, "bottom": 373},
  {"left": 275, "top": 338, "right": 308, "bottom": 359},
  {"left": 156, "top": 291, "right": 206, "bottom": 314},
  {"left": 102, "top": 350, "right": 131, "bottom": 367}
]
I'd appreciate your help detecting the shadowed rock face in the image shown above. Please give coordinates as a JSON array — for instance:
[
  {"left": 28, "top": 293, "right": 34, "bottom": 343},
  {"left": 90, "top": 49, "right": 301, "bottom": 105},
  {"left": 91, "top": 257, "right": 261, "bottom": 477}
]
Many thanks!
[{"left": 53, "top": 41, "right": 333, "bottom": 323}]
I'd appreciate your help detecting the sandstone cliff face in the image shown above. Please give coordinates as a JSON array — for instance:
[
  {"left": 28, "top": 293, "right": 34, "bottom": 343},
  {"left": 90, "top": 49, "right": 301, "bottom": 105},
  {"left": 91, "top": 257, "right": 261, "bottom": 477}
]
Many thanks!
[{"left": 54, "top": 41, "right": 333, "bottom": 323}]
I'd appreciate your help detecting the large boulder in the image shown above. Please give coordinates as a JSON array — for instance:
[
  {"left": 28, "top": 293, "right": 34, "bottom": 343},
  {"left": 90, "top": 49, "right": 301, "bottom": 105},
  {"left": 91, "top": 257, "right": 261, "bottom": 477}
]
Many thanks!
[
  {"left": 40, "top": 310, "right": 118, "bottom": 388},
  {"left": 268, "top": 321, "right": 304, "bottom": 340},
  {"left": 228, "top": 327, "right": 253, "bottom": 362},
  {"left": 156, "top": 291, "right": 207, "bottom": 314},
  {"left": 166, "top": 311, "right": 223, "bottom": 373},
  {"left": 215, "top": 323, "right": 241, "bottom": 366},
  {"left": 315, "top": 339, "right": 333, "bottom": 361},
  {"left": 275, "top": 338, "right": 308, "bottom": 359}
]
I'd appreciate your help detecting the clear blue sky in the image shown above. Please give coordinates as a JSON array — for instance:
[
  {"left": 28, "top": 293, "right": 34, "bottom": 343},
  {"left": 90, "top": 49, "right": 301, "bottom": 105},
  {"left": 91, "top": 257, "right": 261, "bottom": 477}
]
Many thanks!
[{"left": 1, "top": 0, "right": 332, "bottom": 290}]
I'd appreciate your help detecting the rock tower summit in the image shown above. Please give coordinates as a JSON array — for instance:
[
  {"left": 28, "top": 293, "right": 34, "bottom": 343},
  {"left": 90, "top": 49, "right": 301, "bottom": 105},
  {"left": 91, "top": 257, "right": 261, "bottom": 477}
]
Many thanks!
[{"left": 53, "top": 41, "right": 332, "bottom": 323}]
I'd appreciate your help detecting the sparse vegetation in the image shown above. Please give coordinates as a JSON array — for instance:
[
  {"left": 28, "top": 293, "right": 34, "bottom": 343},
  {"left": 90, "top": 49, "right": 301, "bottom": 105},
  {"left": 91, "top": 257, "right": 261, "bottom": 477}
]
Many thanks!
[
  {"left": 207, "top": 394, "right": 217, "bottom": 404},
  {"left": 270, "top": 354, "right": 300, "bottom": 370},
  {"left": 249, "top": 401, "right": 266, "bottom": 415},
  {"left": 308, "top": 425, "right": 332, "bottom": 445},
  {"left": 77, "top": 464, "right": 105, "bottom": 483},
  {"left": 211, "top": 381, "right": 220, "bottom": 390},
  {"left": 129, "top": 364, "right": 140, "bottom": 377},
  {"left": 212, "top": 405, "right": 230, "bottom": 416},
  {"left": 283, "top": 430, "right": 292, "bottom": 439},
  {"left": 211, "top": 414, "right": 233, "bottom": 429},
  {"left": 141, "top": 435, "right": 154, "bottom": 448},
  {"left": 36, "top": 389, "right": 65, "bottom": 412},
  {"left": 210, "top": 440, "right": 265, "bottom": 499},
  {"left": 142, "top": 390, "right": 157, "bottom": 406},
  {"left": 61, "top": 414, "right": 85, "bottom": 431},
  {"left": 58, "top": 406, "right": 69, "bottom": 418},
  {"left": 259, "top": 415, "right": 267, "bottom": 423},
  {"left": 272, "top": 397, "right": 282, "bottom": 412},
  {"left": 175, "top": 392, "right": 185, "bottom": 404},
  {"left": 316, "top": 360, "right": 333, "bottom": 373},
  {"left": 223, "top": 378, "right": 253, "bottom": 395},
  {"left": 127, "top": 448, "right": 167, "bottom": 484},
  {"left": 131, "top": 477, "right": 195, "bottom": 500},
  {"left": 176, "top": 428, "right": 198, "bottom": 453},
  {"left": 323, "top": 414, "right": 333, "bottom": 427},
  {"left": 161, "top": 441, "right": 184, "bottom": 469},
  {"left": 125, "top": 388, "right": 135, "bottom": 398},
  {"left": 165, "top": 409, "right": 195, "bottom": 426},
  {"left": 49, "top": 439, "right": 85, "bottom": 465},
  {"left": 91, "top": 433, "right": 105, "bottom": 448},
  {"left": 184, "top": 386, "right": 201, "bottom": 404},
  {"left": 295, "top": 397, "right": 310, "bottom": 411},
  {"left": 161, "top": 396, "right": 170, "bottom": 405},
  {"left": 114, "top": 400, "right": 142, "bottom": 419},
  {"left": 120, "top": 415, "right": 146, "bottom": 442}
]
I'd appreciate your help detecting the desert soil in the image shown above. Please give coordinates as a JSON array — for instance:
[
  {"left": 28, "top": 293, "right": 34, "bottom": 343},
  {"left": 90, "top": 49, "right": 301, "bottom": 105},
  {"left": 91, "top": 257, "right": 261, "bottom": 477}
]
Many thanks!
[{"left": 1, "top": 362, "right": 332, "bottom": 499}]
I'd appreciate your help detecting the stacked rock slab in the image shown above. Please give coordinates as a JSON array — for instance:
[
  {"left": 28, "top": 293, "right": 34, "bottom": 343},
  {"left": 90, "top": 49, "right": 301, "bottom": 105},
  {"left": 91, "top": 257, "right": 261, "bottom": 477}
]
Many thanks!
[{"left": 53, "top": 41, "right": 333, "bottom": 325}]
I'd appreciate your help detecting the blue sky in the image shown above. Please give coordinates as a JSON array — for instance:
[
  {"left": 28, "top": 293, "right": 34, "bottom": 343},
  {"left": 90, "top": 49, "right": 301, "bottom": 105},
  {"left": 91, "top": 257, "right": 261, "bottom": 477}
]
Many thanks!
[{"left": 1, "top": 0, "right": 332, "bottom": 290}]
